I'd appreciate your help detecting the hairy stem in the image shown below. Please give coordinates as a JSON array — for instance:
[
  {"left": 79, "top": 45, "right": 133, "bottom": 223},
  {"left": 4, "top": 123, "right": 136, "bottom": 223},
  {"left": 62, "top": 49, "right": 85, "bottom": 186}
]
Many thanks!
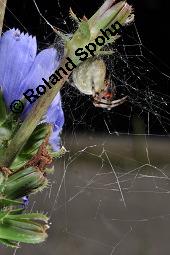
[
  {"left": 0, "top": 0, "right": 7, "bottom": 35},
  {"left": 0, "top": 58, "right": 71, "bottom": 167}
]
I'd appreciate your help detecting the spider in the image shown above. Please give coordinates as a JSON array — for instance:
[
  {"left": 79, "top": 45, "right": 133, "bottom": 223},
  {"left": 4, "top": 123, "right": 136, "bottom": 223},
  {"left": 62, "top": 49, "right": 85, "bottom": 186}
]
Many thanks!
[
  {"left": 92, "top": 80, "right": 127, "bottom": 110},
  {"left": 72, "top": 58, "right": 127, "bottom": 110}
]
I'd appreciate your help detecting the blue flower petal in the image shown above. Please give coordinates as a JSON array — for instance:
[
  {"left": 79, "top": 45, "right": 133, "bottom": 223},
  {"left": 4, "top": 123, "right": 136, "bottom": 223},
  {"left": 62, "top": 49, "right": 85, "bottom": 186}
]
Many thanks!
[
  {"left": 45, "top": 93, "right": 64, "bottom": 151},
  {"left": 0, "top": 28, "right": 64, "bottom": 152},
  {"left": 20, "top": 47, "right": 60, "bottom": 116},
  {"left": 20, "top": 47, "right": 64, "bottom": 151},
  {"left": 49, "top": 127, "right": 62, "bottom": 152},
  {"left": 45, "top": 93, "right": 64, "bottom": 127},
  {"left": 21, "top": 47, "right": 60, "bottom": 92},
  {"left": 0, "top": 29, "right": 37, "bottom": 105}
]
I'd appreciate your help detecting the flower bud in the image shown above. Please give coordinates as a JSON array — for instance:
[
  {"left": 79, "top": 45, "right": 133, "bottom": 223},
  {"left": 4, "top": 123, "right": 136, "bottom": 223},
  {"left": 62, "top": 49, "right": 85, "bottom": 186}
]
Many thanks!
[
  {"left": 1, "top": 167, "right": 48, "bottom": 200},
  {"left": 66, "top": 0, "right": 134, "bottom": 63},
  {"left": 88, "top": 1, "right": 127, "bottom": 39},
  {"left": 0, "top": 211, "right": 49, "bottom": 247}
]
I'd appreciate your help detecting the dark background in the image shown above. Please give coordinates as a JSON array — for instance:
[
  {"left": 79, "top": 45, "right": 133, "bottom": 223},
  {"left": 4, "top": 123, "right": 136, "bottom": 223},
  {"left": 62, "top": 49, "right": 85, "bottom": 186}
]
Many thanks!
[{"left": 3, "top": 0, "right": 170, "bottom": 135}]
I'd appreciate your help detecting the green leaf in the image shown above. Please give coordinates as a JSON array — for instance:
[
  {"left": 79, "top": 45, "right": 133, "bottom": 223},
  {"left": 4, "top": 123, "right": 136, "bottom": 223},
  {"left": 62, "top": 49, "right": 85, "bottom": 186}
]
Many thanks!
[
  {"left": 79, "top": 20, "right": 91, "bottom": 40},
  {"left": 0, "top": 238, "right": 19, "bottom": 248},
  {"left": 0, "top": 198, "right": 23, "bottom": 209},
  {"left": 0, "top": 172, "right": 5, "bottom": 186},
  {"left": 0, "top": 112, "right": 21, "bottom": 157},
  {"left": 7, "top": 213, "right": 48, "bottom": 223},
  {"left": 11, "top": 123, "right": 52, "bottom": 170},
  {"left": 0, "top": 89, "right": 7, "bottom": 126},
  {"left": 49, "top": 146, "right": 66, "bottom": 159}
]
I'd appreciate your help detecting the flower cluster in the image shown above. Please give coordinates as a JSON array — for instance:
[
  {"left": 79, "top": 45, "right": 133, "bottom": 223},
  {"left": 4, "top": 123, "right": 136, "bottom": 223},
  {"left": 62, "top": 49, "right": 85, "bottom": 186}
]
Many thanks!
[{"left": 0, "top": 28, "right": 64, "bottom": 151}]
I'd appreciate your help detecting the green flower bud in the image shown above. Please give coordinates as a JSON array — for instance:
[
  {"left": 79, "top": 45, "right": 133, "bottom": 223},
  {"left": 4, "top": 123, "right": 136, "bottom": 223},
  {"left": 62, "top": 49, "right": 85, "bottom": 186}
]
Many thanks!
[
  {"left": 66, "top": 0, "right": 134, "bottom": 64},
  {"left": 88, "top": 0, "right": 133, "bottom": 39},
  {"left": 0, "top": 211, "right": 49, "bottom": 247},
  {"left": 0, "top": 167, "right": 48, "bottom": 200}
]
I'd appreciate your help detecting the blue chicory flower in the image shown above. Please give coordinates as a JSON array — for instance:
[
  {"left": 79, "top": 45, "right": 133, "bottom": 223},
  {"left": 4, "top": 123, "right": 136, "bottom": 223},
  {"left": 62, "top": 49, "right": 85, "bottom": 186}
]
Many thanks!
[{"left": 0, "top": 28, "right": 64, "bottom": 151}]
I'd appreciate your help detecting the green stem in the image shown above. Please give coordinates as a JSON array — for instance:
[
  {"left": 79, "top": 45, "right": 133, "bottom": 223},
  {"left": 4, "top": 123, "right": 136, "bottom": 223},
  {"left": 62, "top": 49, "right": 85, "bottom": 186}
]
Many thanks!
[
  {"left": 0, "top": 57, "right": 71, "bottom": 167},
  {"left": 0, "top": 0, "right": 133, "bottom": 167},
  {"left": 0, "top": 0, "right": 7, "bottom": 35}
]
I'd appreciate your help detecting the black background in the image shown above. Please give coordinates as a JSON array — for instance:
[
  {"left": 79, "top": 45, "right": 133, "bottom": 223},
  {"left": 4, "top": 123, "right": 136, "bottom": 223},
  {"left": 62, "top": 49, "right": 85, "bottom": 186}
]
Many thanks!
[{"left": 3, "top": 0, "right": 170, "bottom": 135}]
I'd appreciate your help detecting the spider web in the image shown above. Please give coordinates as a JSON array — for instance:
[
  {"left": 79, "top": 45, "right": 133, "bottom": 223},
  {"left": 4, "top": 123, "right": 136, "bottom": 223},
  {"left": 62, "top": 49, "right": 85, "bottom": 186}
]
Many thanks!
[{"left": 1, "top": 0, "right": 170, "bottom": 255}]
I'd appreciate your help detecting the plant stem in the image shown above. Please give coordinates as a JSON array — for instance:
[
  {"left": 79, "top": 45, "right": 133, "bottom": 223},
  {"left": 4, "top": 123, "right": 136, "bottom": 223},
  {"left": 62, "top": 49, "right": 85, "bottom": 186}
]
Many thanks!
[
  {"left": 0, "top": 0, "right": 7, "bottom": 35},
  {"left": 0, "top": 57, "right": 71, "bottom": 167}
]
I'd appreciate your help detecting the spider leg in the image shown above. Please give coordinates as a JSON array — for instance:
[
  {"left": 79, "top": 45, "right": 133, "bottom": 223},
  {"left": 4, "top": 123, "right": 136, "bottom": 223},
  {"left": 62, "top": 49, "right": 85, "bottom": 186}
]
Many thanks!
[
  {"left": 94, "top": 96, "right": 127, "bottom": 105},
  {"left": 93, "top": 101, "right": 112, "bottom": 109},
  {"left": 110, "top": 96, "right": 128, "bottom": 106},
  {"left": 93, "top": 96, "right": 128, "bottom": 110},
  {"left": 106, "top": 96, "right": 128, "bottom": 110}
]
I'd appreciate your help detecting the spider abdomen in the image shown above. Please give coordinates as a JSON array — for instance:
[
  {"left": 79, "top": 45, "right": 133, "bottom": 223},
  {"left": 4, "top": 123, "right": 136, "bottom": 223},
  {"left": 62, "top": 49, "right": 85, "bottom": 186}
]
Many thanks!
[{"left": 72, "top": 58, "right": 106, "bottom": 95}]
